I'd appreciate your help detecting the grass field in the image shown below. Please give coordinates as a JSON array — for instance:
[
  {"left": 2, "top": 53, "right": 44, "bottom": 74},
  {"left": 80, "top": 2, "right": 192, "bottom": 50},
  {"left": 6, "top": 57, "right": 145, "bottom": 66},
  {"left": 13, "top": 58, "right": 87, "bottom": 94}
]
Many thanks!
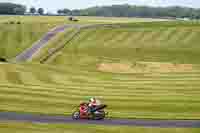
[
  {"left": 0, "top": 16, "right": 167, "bottom": 24},
  {"left": 1, "top": 122, "right": 200, "bottom": 133},
  {"left": 0, "top": 17, "right": 200, "bottom": 133},
  {"left": 50, "top": 21, "right": 200, "bottom": 65},
  {"left": 0, "top": 16, "right": 69, "bottom": 58},
  {"left": 47, "top": 21, "right": 200, "bottom": 119},
  {"left": 0, "top": 23, "right": 57, "bottom": 58},
  {"left": 1, "top": 24, "right": 200, "bottom": 119},
  {"left": 31, "top": 27, "right": 79, "bottom": 62},
  {"left": 0, "top": 16, "right": 164, "bottom": 59},
  {"left": 0, "top": 61, "right": 200, "bottom": 119}
]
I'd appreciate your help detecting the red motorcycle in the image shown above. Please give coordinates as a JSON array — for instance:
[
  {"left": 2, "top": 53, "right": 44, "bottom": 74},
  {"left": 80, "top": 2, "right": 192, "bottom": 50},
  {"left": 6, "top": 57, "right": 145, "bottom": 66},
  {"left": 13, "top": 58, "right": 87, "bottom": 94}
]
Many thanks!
[{"left": 72, "top": 102, "right": 108, "bottom": 120}]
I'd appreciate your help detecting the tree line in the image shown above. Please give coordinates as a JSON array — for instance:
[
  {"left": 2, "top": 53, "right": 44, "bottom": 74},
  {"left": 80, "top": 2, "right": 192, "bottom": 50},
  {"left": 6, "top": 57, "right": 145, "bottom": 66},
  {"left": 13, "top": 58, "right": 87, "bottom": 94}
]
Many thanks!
[
  {"left": 0, "top": 3, "right": 26, "bottom": 15},
  {"left": 29, "top": 7, "right": 44, "bottom": 15},
  {"left": 58, "top": 4, "right": 200, "bottom": 19},
  {"left": 0, "top": 3, "right": 45, "bottom": 15},
  {"left": 1, "top": 2, "right": 200, "bottom": 19}
]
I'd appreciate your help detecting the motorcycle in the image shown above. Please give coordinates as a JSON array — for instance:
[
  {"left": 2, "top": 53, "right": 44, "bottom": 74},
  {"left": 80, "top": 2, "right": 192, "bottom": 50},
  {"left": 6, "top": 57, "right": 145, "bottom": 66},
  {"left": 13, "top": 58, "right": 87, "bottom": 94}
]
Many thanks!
[{"left": 72, "top": 103, "right": 108, "bottom": 120}]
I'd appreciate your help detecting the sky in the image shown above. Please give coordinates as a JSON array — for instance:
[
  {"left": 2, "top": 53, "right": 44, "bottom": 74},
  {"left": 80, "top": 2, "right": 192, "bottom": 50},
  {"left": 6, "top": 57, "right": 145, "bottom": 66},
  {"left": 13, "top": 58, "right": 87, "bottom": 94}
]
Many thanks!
[{"left": 1, "top": 0, "right": 200, "bottom": 13}]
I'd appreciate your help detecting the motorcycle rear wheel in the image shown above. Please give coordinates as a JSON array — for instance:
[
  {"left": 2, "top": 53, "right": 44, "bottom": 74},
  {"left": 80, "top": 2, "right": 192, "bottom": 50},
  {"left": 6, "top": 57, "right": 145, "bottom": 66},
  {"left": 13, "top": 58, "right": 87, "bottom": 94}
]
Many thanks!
[{"left": 72, "top": 111, "right": 80, "bottom": 120}]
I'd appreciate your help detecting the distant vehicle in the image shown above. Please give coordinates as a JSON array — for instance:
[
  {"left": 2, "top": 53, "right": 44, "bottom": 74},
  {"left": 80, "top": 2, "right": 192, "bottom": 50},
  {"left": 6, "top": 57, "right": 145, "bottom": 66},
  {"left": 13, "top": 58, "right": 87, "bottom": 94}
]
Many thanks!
[
  {"left": 72, "top": 102, "right": 108, "bottom": 120},
  {"left": 68, "top": 17, "right": 79, "bottom": 22}
]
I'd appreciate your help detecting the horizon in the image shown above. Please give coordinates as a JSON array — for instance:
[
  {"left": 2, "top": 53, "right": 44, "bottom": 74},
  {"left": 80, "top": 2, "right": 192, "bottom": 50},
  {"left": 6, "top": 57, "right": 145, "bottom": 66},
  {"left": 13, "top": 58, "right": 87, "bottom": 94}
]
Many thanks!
[{"left": 1, "top": 0, "right": 200, "bottom": 13}]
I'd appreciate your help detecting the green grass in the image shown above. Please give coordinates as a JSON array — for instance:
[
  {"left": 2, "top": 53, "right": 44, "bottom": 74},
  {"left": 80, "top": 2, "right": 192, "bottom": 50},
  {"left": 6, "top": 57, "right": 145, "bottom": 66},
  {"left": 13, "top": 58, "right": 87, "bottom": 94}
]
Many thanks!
[
  {"left": 1, "top": 20, "right": 200, "bottom": 120},
  {"left": 0, "top": 23, "right": 56, "bottom": 58},
  {"left": 75, "top": 16, "right": 168, "bottom": 23},
  {"left": 0, "top": 16, "right": 164, "bottom": 24},
  {"left": 31, "top": 27, "right": 79, "bottom": 62},
  {"left": 0, "top": 61, "right": 200, "bottom": 119},
  {"left": 0, "top": 16, "right": 163, "bottom": 59},
  {"left": 0, "top": 122, "right": 200, "bottom": 133},
  {"left": 0, "top": 16, "right": 74, "bottom": 59},
  {"left": 42, "top": 21, "right": 200, "bottom": 119},
  {"left": 50, "top": 21, "right": 200, "bottom": 65}
]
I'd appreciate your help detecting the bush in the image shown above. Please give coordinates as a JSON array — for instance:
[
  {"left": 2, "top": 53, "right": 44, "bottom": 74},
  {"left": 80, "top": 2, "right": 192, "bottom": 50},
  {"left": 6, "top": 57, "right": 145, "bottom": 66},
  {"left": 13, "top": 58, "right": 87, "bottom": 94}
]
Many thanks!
[
  {"left": 0, "top": 57, "right": 7, "bottom": 62},
  {"left": 9, "top": 21, "right": 15, "bottom": 24},
  {"left": 16, "top": 21, "right": 21, "bottom": 24}
]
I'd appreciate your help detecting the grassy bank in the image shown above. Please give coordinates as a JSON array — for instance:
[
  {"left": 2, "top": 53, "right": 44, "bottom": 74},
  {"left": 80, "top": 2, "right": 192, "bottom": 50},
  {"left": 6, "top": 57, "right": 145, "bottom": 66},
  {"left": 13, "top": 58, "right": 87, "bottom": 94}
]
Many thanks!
[
  {"left": 0, "top": 122, "right": 200, "bottom": 133},
  {"left": 0, "top": 61, "right": 200, "bottom": 119},
  {"left": 50, "top": 21, "right": 200, "bottom": 65},
  {"left": 0, "top": 16, "right": 163, "bottom": 59},
  {"left": 0, "top": 23, "right": 58, "bottom": 58},
  {"left": 0, "top": 21, "right": 200, "bottom": 120}
]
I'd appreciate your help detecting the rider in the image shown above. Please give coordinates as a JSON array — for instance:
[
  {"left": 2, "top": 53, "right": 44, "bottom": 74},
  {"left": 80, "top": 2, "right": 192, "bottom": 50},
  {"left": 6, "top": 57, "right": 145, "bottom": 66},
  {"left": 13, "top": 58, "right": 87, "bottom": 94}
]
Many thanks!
[
  {"left": 79, "top": 102, "right": 88, "bottom": 117},
  {"left": 88, "top": 97, "right": 101, "bottom": 113}
]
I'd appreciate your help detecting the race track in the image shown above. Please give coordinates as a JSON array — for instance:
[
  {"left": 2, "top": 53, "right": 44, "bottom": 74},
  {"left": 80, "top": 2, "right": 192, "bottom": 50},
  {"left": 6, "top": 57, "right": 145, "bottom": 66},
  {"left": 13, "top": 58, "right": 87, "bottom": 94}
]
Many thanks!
[
  {"left": 14, "top": 25, "right": 71, "bottom": 62},
  {"left": 0, "top": 112, "right": 200, "bottom": 128}
]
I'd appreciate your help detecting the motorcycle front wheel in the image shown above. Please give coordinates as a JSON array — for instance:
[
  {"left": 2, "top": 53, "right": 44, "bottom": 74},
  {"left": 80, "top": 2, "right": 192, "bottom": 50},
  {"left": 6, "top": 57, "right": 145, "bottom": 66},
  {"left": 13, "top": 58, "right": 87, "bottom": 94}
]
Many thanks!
[{"left": 92, "top": 111, "right": 106, "bottom": 120}]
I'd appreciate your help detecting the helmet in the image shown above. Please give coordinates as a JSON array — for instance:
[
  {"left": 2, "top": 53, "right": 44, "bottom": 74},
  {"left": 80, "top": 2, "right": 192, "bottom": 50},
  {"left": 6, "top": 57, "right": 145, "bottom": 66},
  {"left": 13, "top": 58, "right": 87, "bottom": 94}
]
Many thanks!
[
  {"left": 89, "top": 97, "right": 96, "bottom": 103},
  {"left": 80, "top": 102, "right": 87, "bottom": 106}
]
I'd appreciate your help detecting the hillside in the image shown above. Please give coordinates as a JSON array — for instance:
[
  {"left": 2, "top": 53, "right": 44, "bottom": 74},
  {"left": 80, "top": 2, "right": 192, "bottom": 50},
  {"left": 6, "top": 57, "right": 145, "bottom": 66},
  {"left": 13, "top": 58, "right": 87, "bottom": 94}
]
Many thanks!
[
  {"left": 0, "top": 15, "right": 65, "bottom": 59},
  {"left": 0, "top": 23, "right": 56, "bottom": 59},
  {"left": 0, "top": 21, "right": 199, "bottom": 120},
  {"left": 50, "top": 21, "right": 200, "bottom": 65},
  {"left": 0, "top": 16, "right": 163, "bottom": 59},
  {"left": 0, "top": 61, "right": 200, "bottom": 119}
]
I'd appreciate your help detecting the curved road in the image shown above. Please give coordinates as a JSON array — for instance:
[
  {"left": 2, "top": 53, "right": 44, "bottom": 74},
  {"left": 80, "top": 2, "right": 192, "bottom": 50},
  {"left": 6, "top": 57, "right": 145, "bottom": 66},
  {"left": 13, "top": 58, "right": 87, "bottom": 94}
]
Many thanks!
[
  {"left": 13, "top": 24, "right": 125, "bottom": 62},
  {"left": 15, "top": 24, "right": 76, "bottom": 62},
  {"left": 0, "top": 112, "right": 200, "bottom": 128}
]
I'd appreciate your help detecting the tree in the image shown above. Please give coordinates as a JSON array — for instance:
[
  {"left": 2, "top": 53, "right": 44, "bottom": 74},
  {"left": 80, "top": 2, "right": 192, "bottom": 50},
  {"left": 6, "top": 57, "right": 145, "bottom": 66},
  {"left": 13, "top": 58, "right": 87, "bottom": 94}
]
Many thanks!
[
  {"left": 59, "top": 5, "right": 200, "bottom": 18},
  {"left": 38, "top": 8, "right": 44, "bottom": 15},
  {"left": 57, "top": 9, "right": 63, "bottom": 15},
  {"left": 13, "top": 6, "right": 26, "bottom": 15},
  {"left": 0, "top": 3, "right": 26, "bottom": 15},
  {"left": 57, "top": 9, "right": 71, "bottom": 15},
  {"left": 30, "top": 7, "right": 36, "bottom": 14},
  {"left": 63, "top": 8, "right": 71, "bottom": 14},
  {"left": 0, "top": 57, "right": 7, "bottom": 62}
]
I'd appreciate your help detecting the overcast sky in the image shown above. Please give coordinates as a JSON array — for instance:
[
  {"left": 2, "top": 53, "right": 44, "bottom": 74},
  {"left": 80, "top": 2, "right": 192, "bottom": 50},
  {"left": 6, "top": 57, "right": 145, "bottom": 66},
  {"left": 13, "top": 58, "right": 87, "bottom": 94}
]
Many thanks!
[{"left": 1, "top": 0, "right": 199, "bottom": 13}]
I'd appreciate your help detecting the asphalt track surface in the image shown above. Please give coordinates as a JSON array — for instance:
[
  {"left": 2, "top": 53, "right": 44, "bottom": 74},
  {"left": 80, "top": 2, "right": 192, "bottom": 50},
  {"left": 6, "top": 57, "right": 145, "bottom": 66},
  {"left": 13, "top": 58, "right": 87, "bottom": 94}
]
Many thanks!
[
  {"left": 0, "top": 112, "right": 200, "bottom": 128},
  {"left": 14, "top": 25, "right": 71, "bottom": 62}
]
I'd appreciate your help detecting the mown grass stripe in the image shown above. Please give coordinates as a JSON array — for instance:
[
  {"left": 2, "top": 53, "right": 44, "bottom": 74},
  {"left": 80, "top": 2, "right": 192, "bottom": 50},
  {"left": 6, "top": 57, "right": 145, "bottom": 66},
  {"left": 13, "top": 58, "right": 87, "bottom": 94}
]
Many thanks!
[
  {"left": 2, "top": 86, "right": 200, "bottom": 101},
  {"left": 2, "top": 81, "right": 200, "bottom": 95}
]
